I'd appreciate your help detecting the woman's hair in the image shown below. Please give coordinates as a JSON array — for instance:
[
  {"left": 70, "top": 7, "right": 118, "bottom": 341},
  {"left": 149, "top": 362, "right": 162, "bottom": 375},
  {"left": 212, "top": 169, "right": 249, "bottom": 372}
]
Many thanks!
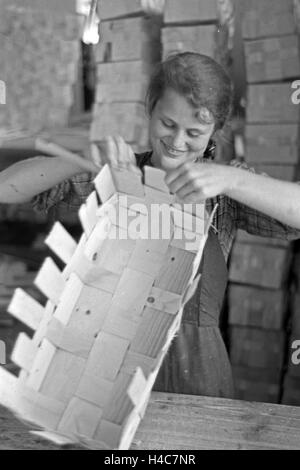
[{"left": 146, "top": 52, "right": 233, "bottom": 131}]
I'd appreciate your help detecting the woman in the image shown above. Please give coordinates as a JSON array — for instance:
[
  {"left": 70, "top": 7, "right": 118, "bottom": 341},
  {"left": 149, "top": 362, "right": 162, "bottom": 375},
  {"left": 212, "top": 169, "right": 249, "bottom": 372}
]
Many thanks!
[{"left": 1, "top": 52, "right": 300, "bottom": 398}]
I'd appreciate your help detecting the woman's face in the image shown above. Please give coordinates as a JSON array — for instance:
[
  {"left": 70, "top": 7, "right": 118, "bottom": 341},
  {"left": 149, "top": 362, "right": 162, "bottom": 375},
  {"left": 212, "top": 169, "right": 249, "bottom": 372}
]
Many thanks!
[{"left": 149, "top": 88, "right": 215, "bottom": 171}]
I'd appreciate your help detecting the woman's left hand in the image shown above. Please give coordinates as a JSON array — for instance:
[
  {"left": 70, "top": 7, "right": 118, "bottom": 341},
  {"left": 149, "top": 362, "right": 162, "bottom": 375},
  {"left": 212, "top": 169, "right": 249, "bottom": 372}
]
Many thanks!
[{"left": 164, "top": 161, "right": 239, "bottom": 202}]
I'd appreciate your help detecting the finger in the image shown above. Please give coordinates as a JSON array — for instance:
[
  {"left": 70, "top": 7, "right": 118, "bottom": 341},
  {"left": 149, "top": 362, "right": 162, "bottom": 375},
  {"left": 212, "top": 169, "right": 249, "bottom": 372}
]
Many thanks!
[
  {"left": 115, "top": 136, "right": 132, "bottom": 169},
  {"left": 97, "top": 136, "right": 118, "bottom": 167},
  {"left": 167, "top": 171, "right": 195, "bottom": 194},
  {"left": 90, "top": 144, "right": 103, "bottom": 168},
  {"left": 106, "top": 136, "right": 119, "bottom": 167},
  {"left": 164, "top": 162, "right": 190, "bottom": 185}
]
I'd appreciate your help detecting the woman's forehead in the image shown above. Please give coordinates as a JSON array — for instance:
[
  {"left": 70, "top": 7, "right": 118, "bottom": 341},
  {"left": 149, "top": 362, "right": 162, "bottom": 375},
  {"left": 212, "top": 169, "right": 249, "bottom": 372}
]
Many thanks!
[{"left": 156, "top": 88, "right": 215, "bottom": 129}]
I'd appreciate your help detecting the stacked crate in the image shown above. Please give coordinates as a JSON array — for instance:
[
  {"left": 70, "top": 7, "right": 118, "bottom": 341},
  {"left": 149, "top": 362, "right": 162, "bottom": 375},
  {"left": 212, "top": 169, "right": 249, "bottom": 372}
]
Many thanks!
[
  {"left": 228, "top": 231, "right": 292, "bottom": 403},
  {"left": 0, "top": 0, "right": 84, "bottom": 133},
  {"left": 282, "top": 244, "right": 300, "bottom": 406},
  {"left": 91, "top": 1, "right": 162, "bottom": 152},
  {"left": 162, "top": 0, "right": 234, "bottom": 66},
  {"left": 242, "top": 0, "right": 300, "bottom": 180},
  {"left": 227, "top": 0, "right": 300, "bottom": 403}
]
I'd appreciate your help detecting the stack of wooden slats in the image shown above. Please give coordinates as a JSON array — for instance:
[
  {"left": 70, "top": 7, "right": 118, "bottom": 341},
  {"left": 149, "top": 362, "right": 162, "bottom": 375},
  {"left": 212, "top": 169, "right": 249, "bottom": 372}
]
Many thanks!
[
  {"left": 0, "top": 0, "right": 84, "bottom": 133},
  {"left": 91, "top": 1, "right": 162, "bottom": 152},
  {"left": 228, "top": 231, "right": 292, "bottom": 403}
]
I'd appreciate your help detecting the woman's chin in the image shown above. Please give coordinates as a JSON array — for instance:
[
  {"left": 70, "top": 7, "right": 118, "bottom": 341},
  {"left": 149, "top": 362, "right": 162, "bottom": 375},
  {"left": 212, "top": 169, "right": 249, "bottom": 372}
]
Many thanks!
[{"left": 157, "top": 154, "right": 185, "bottom": 171}]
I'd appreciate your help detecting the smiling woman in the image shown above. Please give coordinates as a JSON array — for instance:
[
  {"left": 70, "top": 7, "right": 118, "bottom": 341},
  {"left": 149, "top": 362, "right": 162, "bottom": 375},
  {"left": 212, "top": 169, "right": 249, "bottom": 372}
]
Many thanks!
[{"left": 1, "top": 52, "right": 300, "bottom": 399}]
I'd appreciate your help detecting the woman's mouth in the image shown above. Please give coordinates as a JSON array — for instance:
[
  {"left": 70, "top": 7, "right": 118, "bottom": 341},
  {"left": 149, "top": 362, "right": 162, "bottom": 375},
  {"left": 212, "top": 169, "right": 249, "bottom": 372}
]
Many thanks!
[{"left": 161, "top": 141, "right": 186, "bottom": 158}]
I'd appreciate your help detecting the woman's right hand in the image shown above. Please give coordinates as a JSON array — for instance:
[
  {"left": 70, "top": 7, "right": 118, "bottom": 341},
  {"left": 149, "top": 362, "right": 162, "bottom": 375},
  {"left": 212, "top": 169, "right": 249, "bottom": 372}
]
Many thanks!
[{"left": 91, "top": 136, "right": 139, "bottom": 172}]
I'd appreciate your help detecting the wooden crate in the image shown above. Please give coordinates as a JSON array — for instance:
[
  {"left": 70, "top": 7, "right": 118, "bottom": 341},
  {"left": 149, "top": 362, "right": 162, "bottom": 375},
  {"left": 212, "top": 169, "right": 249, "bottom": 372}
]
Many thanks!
[
  {"left": 91, "top": 102, "right": 149, "bottom": 149},
  {"left": 232, "top": 365, "right": 282, "bottom": 384},
  {"left": 229, "top": 243, "right": 291, "bottom": 289},
  {"left": 234, "top": 378, "right": 280, "bottom": 404},
  {"left": 245, "top": 124, "right": 300, "bottom": 165},
  {"left": 95, "top": 61, "right": 152, "bottom": 104},
  {"left": 282, "top": 375, "right": 300, "bottom": 406},
  {"left": 96, "top": 17, "right": 161, "bottom": 63},
  {"left": 228, "top": 285, "right": 287, "bottom": 330},
  {"left": 246, "top": 84, "right": 299, "bottom": 123},
  {"left": 244, "top": 35, "right": 300, "bottom": 83},
  {"left": 241, "top": 0, "right": 296, "bottom": 39},
  {"left": 229, "top": 326, "right": 285, "bottom": 371},
  {"left": 164, "top": 0, "right": 232, "bottom": 25},
  {"left": 162, "top": 24, "right": 215, "bottom": 57},
  {"left": 99, "top": 0, "right": 144, "bottom": 20}
]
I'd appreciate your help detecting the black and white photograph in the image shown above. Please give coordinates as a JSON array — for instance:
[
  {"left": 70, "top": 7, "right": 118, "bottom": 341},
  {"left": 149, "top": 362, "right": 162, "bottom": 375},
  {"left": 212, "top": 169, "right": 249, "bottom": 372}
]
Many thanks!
[{"left": 0, "top": 0, "right": 300, "bottom": 453}]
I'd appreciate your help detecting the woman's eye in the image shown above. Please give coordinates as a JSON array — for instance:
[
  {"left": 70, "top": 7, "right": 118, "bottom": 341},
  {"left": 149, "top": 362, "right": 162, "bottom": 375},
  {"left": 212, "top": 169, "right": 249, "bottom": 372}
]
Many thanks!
[
  {"left": 161, "top": 119, "right": 174, "bottom": 128},
  {"left": 187, "top": 131, "right": 201, "bottom": 138}
]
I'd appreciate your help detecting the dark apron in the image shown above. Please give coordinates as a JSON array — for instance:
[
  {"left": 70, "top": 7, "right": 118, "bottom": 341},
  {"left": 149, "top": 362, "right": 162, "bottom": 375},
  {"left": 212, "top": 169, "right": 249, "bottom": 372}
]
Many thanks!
[{"left": 154, "top": 229, "right": 234, "bottom": 398}]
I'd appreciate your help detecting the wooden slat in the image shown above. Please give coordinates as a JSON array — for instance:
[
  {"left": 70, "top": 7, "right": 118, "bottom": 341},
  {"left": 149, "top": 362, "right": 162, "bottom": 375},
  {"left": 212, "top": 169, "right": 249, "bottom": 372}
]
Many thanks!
[
  {"left": 93, "top": 419, "right": 122, "bottom": 449},
  {"left": 83, "top": 217, "right": 111, "bottom": 261},
  {"left": 57, "top": 397, "right": 103, "bottom": 439},
  {"left": 131, "top": 307, "right": 174, "bottom": 358},
  {"left": 32, "top": 300, "right": 55, "bottom": 347},
  {"left": 112, "top": 268, "right": 154, "bottom": 316},
  {"left": 39, "top": 350, "right": 86, "bottom": 405},
  {"left": 34, "top": 257, "right": 64, "bottom": 305},
  {"left": 145, "top": 286, "right": 182, "bottom": 315},
  {"left": 84, "top": 332, "right": 129, "bottom": 382},
  {"left": 11, "top": 333, "right": 37, "bottom": 372},
  {"left": 94, "top": 164, "right": 117, "bottom": 203},
  {"left": 78, "top": 191, "right": 99, "bottom": 237},
  {"left": 102, "top": 373, "right": 134, "bottom": 425},
  {"left": 76, "top": 373, "right": 114, "bottom": 409},
  {"left": 45, "top": 222, "right": 77, "bottom": 264},
  {"left": 127, "top": 368, "right": 147, "bottom": 407},
  {"left": 14, "top": 383, "right": 65, "bottom": 431},
  {"left": 101, "top": 305, "right": 139, "bottom": 341},
  {"left": 53, "top": 273, "right": 83, "bottom": 326},
  {"left": 26, "top": 339, "right": 56, "bottom": 392},
  {"left": 8, "top": 288, "right": 44, "bottom": 330},
  {"left": 154, "top": 247, "right": 196, "bottom": 294}
]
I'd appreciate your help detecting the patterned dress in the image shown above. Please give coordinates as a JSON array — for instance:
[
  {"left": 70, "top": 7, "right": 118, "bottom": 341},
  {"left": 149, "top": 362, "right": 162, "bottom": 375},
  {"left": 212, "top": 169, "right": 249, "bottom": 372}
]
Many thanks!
[{"left": 32, "top": 152, "right": 300, "bottom": 398}]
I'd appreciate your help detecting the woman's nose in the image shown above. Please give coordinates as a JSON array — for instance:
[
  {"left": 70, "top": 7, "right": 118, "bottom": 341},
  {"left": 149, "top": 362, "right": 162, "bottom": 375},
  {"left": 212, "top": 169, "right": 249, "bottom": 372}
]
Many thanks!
[{"left": 170, "top": 130, "right": 186, "bottom": 150}]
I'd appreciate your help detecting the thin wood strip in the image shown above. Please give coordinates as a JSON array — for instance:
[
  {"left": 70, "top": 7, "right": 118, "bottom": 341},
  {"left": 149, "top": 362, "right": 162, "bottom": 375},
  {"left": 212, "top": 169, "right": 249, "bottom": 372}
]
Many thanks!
[
  {"left": 45, "top": 222, "right": 77, "bottom": 265},
  {"left": 8, "top": 288, "right": 44, "bottom": 330}
]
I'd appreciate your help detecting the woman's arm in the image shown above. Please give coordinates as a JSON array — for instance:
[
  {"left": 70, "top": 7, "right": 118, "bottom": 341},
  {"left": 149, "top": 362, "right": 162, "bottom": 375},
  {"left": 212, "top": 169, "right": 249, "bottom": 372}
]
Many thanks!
[
  {"left": 165, "top": 161, "right": 300, "bottom": 230},
  {"left": 0, "top": 155, "right": 96, "bottom": 204}
]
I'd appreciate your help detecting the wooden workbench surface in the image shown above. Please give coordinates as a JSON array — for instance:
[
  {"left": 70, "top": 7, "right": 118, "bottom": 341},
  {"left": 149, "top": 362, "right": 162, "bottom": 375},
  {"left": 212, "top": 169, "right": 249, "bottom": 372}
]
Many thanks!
[{"left": 0, "top": 392, "right": 299, "bottom": 450}]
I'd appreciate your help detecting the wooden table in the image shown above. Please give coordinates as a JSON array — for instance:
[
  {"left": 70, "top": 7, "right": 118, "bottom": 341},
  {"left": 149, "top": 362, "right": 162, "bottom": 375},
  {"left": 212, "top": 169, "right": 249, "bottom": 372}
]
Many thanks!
[{"left": 1, "top": 392, "right": 300, "bottom": 450}]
